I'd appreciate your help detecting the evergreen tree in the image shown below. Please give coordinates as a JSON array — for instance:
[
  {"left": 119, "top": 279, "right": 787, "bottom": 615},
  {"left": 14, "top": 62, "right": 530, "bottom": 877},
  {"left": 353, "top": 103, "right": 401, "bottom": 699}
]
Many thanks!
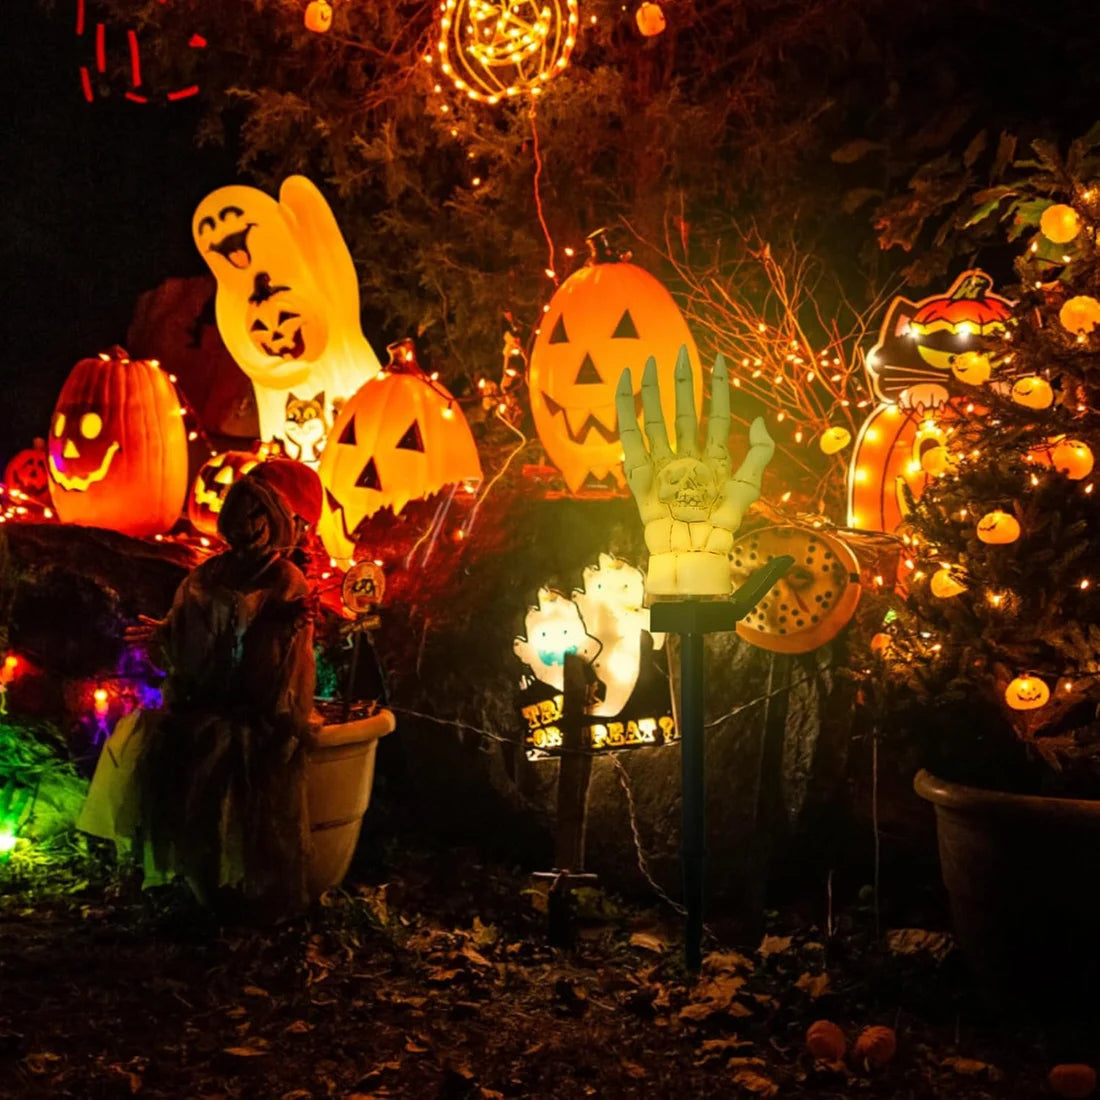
[{"left": 861, "top": 131, "right": 1100, "bottom": 796}]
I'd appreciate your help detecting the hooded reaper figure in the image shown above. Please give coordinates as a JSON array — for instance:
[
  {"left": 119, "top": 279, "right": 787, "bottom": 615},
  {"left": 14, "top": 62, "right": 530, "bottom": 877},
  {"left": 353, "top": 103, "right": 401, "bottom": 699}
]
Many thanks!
[{"left": 80, "top": 461, "right": 323, "bottom": 918}]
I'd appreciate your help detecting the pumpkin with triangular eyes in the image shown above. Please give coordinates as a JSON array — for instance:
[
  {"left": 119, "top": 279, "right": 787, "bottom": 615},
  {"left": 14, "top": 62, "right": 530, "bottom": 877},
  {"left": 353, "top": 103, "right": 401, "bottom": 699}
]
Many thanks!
[
  {"left": 316, "top": 340, "right": 483, "bottom": 561},
  {"left": 47, "top": 347, "right": 189, "bottom": 537},
  {"left": 529, "top": 232, "right": 702, "bottom": 494},
  {"left": 188, "top": 450, "right": 264, "bottom": 536}
]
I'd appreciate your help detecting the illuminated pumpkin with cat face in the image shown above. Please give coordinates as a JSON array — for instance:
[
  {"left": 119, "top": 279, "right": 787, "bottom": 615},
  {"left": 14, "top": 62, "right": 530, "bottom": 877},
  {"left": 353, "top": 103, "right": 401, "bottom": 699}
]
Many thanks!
[
  {"left": 47, "top": 348, "right": 189, "bottom": 536},
  {"left": 187, "top": 450, "right": 263, "bottom": 536},
  {"left": 529, "top": 232, "right": 702, "bottom": 494},
  {"left": 316, "top": 341, "right": 483, "bottom": 561}
]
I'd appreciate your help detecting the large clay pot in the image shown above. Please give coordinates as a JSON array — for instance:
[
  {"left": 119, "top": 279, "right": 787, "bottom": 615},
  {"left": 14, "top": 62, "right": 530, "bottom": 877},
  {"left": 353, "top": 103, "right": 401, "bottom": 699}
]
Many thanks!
[
  {"left": 305, "top": 709, "right": 395, "bottom": 898},
  {"left": 914, "top": 769, "right": 1100, "bottom": 1007}
]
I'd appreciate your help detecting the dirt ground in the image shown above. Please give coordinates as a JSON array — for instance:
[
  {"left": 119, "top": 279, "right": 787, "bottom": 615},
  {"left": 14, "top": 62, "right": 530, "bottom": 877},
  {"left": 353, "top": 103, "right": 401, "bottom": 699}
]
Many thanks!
[{"left": 0, "top": 832, "right": 1090, "bottom": 1100}]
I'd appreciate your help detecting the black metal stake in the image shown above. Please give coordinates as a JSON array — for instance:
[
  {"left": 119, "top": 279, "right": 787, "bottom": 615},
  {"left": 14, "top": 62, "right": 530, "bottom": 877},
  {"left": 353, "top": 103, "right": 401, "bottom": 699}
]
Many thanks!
[
  {"left": 650, "top": 555, "right": 794, "bottom": 971},
  {"left": 679, "top": 628, "right": 706, "bottom": 971}
]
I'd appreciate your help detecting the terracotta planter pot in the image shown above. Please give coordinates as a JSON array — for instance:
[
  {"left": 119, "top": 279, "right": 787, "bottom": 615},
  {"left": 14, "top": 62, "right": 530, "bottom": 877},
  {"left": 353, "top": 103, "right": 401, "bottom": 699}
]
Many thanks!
[{"left": 914, "top": 769, "right": 1100, "bottom": 1006}]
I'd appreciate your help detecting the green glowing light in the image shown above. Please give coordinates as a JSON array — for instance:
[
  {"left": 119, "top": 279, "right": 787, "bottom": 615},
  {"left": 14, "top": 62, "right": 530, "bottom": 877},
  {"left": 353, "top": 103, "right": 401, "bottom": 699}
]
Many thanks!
[{"left": 0, "top": 830, "right": 16, "bottom": 854}]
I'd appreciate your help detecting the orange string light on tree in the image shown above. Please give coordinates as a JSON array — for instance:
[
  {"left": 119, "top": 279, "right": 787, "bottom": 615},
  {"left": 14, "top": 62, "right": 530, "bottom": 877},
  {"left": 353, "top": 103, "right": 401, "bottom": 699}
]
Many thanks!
[
  {"left": 437, "top": 0, "right": 579, "bottom": 104},
  {"left": 1039, "top": 204, "right": 1081, "bottom": 245}
]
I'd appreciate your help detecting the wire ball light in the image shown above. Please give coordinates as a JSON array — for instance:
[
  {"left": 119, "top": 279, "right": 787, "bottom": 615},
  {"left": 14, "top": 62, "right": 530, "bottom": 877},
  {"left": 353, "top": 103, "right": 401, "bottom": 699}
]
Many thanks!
[{"left": 438, "top": 0, "right": 580, "bottom": 104}]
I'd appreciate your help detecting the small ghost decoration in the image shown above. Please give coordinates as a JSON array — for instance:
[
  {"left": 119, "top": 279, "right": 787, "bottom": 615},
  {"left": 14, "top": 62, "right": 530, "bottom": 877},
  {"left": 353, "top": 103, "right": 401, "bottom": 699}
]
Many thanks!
[
  {"left": 513, "top": 588, "right": 600, "bottom": 694},
  {"left": 573, "top": 554, "right": 665, "bottom": 717}
]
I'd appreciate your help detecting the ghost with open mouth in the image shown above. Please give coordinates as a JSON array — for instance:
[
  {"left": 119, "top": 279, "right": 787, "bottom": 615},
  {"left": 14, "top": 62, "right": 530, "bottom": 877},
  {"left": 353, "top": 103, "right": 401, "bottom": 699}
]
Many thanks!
[{"left": 193, "top": 176, "right": 382, "bottom": 459}]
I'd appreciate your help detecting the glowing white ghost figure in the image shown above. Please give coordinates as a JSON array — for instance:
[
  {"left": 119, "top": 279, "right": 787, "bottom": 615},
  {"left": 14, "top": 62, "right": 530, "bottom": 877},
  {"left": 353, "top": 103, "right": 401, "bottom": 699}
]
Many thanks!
[
  {"left": 572, "top": 553, "right": 665, "bottom": 717},
  {"left": 192, "top": 176, "right": 381, "bottom": 462},
  {"left": 513, "top": 588, "right": 600, "bottom": 694}
]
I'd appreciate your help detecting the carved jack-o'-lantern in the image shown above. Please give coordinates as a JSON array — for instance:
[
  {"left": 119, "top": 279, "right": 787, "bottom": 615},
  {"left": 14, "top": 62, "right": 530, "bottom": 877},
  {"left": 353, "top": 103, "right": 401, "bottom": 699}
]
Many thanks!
[
  {"left": 47, "top": 348, "right": 188, "bottom": 537},
  {"left": 187, "top": 450, "right": 264, "bottom": 536},
  {"left": 4, "top": 439, "right": 49, "bottom": 503},
  {"left": 731, "top": 526, "right": 861, "bottom": 654},
  {"left": 529, "top": 231, "right": 702, "bottom": 494},
  {"left": 848, "top": 403, "right": 967, "bottom": 532},
  {"left": 316, "top": 340, "right": 483, "bottom": 561}
]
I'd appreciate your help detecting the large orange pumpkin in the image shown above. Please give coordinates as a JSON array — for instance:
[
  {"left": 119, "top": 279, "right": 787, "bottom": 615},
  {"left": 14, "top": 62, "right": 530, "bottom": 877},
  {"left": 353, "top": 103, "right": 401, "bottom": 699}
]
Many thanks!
[
  {"left": 731, "top": 526, "right": 861, "bottom": 653},
  {"left": 316, "top": 340, "right": 483, "bottom": 561},
  {"left": 187, "top": 449, "right": 265, "bottom": 536},
  {"left": 528, "top": 231, "right": 702, "bottom": 494},
  {"left": 47, "top": 347, "right": 188, "bottom": 537}
]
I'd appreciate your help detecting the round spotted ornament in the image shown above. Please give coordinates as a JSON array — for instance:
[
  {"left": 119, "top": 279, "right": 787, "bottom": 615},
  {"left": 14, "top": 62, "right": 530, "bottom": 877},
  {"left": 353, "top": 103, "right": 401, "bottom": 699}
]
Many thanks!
[{"left": 731, "top": 526, "right": 862, "bottom": 654}]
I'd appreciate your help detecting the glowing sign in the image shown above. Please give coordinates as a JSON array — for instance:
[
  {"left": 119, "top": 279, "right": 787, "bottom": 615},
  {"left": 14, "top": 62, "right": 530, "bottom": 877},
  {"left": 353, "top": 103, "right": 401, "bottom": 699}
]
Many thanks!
[{"left": 514, "top": 556, "right": 674, "bottom": 759}]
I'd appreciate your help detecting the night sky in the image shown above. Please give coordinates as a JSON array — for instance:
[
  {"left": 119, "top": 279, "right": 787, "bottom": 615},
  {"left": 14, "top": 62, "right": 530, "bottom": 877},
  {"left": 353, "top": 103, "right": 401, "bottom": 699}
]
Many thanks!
[
  {"left": 6, "top": 1, "right": 1100, "bottom": 463},
  {"left": 3, "top": 5, "right": 235, "bottom": 457}
]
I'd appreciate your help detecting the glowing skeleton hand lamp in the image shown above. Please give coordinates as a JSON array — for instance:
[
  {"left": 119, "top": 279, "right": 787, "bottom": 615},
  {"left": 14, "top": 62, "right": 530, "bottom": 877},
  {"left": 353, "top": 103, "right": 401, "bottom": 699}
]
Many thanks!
[{"left": 616, "top": 349, "right": 775, "bottom": 597}]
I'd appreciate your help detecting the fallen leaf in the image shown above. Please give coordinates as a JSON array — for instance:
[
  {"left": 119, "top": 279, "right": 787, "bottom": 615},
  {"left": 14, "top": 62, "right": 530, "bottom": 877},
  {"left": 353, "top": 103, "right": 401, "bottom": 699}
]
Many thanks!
[
  {"left": 621, "top": 1059, "right": 647, "bottom": 1079},
  {"left": 281, "top": 1092, "right": 312, "bottom": 1100},
  {"left": 472, "top": 917, "right": 499, "bottom": 948},
  {"left": 283, "top": 1020, "right": 313, "bottom": 1034},
  {"left": 427, "top": 967, "right": 463, "bottom": 984},
  {"left": 405, "top": 1037, "right": 430, "bottom": 1054},
  {"left": 703, "top": 951, "right": 754, "bottom": 973},
  {"left": 459, "top": 944, "right": 493, "bottom": 968},
  {"left": 223, "top": 1045, "right": 269, "bottom": 1058},
  {"left": 629, "top": 931, "right": 666, "bottom": 954},
  {"left": 886, "top": 928, "right": 954, "bottom": 962},
  {"left": 242, "top": 985, "right": 270, "bottom": 998},
  {"left": 758, "top": 935, "right": 792, "bottom": 958},
  {"left": 942, "top": 1056, "right": 1003, "bottom": 1081},
  {"left": 728, "top": 1057, "right": 766, "bottom": 1069},
  {"left": 731, "top": 1068, "right": 779, "bottom": 1096},
  {"left": 695, "top": 975, "right": 745, "bottom": 1005},
  {"left": 680, "top": 1002, "right": 719, "bottom": 1022},
  {"left": 795, "top": 971, "right": 830, "bottom": 999},
  {"left": 699, "top": 1038, "right": 754, "bottom": 1057},
  {"left": 24, "top": 1052, "right": 63, "bottom": 1075},
  {"left": 479, "top": 1091, "right": 504, "bottom": 1100}
]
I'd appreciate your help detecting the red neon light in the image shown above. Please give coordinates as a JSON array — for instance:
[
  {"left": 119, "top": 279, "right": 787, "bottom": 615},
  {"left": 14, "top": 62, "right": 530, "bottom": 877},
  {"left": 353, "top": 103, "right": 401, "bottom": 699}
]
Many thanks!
[
  {"left": 189, "top": 33, "right": 207, "bottom": 48},
  {"left": 167, "top": 85, "right": 199, "bottom": 101},
  {"left": 75, "top": 0, "right": 85, "bottom": 36},
  {"left": 127, "top": 29, "right": 142, "bottom": 87},
  {"left": 95, "top": 23, "right": 106, "bottom": 73},
  {"left": 80, "top": 66, "right": 94, "bottom": 102},
  {"left": 124, "top": 91, "right": 149, "bottom": 103}
]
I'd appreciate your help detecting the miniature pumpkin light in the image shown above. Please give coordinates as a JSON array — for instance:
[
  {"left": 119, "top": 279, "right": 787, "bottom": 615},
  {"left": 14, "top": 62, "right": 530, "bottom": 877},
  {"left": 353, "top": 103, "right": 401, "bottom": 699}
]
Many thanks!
[
  {"left": 304, "top": 0, "right": 333, "bottom": 33},
  {"left": 47, "top": 348, "right": 189, "bottom": 537},
  {"left": 188, "top": 450, "right": 264, "bottom": 536},
  {"left": 1051, "top": 438, "right": 1094, "bottom": 481},
  {"left": 1005, "top": 675, "right": 1050, "bottom": 711},
  {"left": 529, "top": 230, "right": 701, "bottom": 494},
  {"left": 950, "top": 350, "right": 991, "bottom": 386},
  {"left": 919, "top": 444, "right": 952, "bottom": 477},
  {"left": 635, "top": 1, "right": 666, "bottom": 35},
  {"left": 870, "top": 632, "right": 893, "bottom": 656},
  {"left": 1040, "top": 204, "right": 1081, "bottom": 245},
  {"left": 316, "top": 340, "right": 483, "bottom": 561},
  {"left": 1048, "top": 1063, "right": 1097, "bottom": 1099},
  {"left": 976, "top": 510, "right": 1020, "bottom": 545},
  {"left": 930, "top": 566, "right": 966, "bottom": 599},
  {"left": 819, "top": 426, "right": 851, "bottom": 455},
  {"left": 4, "top": 439, "right": 50, "bottom": 503},
  {"left": 1011, "top": 376, "right": 1054, "bottom": 410},
  {"left": 806, "top": 1020, "right": 846, "bottom": 1062},
  {"left": 853, "top": 1026, "right": 897, "bottom": 1069},
  {"left": 1060, "top": 295, "right": 1100, "bottom": 336}
]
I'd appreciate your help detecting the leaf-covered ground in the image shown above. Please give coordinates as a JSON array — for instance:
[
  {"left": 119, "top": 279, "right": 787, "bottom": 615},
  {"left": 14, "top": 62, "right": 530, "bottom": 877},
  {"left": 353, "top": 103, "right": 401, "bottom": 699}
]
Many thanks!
[{"left": 0, "top": 841, "right": 1089, "bottom": 1100}]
